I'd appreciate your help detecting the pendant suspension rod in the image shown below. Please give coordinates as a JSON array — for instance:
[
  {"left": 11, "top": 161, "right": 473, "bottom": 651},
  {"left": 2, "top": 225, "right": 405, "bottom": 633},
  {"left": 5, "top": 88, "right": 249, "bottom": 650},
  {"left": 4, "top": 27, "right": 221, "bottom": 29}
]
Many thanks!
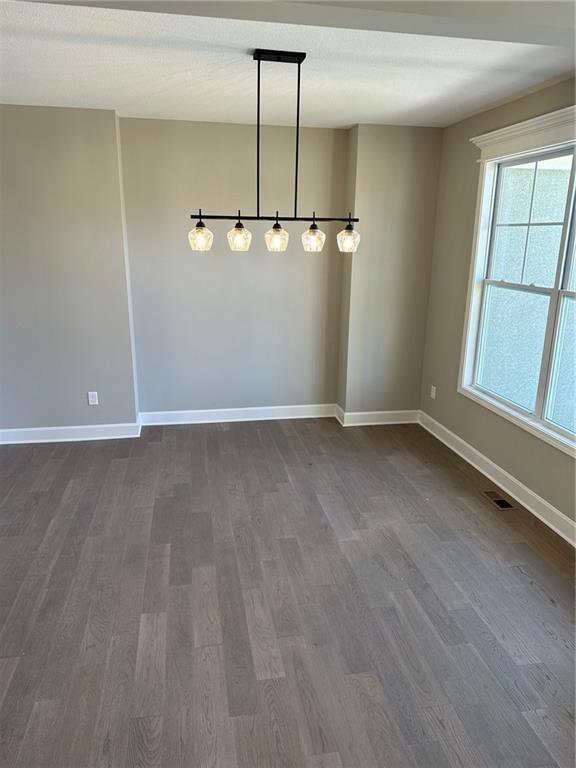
[
  {"left": 294, "top": 59, "right": 301, "bottom": 218},
  {"left": 190, "top": 214, "right": 359, "bottom": 223},
  {"left": 256, "top": 56, "right": 261, "bottom": 218}
]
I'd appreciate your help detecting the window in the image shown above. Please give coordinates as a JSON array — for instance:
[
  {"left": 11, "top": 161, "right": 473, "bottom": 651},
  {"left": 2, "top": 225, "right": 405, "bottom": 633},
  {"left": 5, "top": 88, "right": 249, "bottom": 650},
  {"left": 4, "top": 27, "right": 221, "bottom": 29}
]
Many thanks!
[{"left": 461, "top": 111, "right": 575, "bottom": 454}]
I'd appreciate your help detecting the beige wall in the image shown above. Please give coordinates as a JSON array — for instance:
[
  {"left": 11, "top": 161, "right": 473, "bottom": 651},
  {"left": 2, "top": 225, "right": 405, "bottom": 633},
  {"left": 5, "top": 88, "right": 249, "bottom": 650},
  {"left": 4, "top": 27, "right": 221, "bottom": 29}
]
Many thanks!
[
  {"left": 420, "top": 78, "right": 576, "bottom": 520},
  {"left": 119, "top": 118, "right": 347, "bottom": 411},
  {"left": 0, "top": 105, "right": 136, "bottom": 428},
  {"left": 1, "top": 108, "right": 436, "bottom": 426},
  {"left": 342, "top": 124, "right": 442, "bottom": 412}
]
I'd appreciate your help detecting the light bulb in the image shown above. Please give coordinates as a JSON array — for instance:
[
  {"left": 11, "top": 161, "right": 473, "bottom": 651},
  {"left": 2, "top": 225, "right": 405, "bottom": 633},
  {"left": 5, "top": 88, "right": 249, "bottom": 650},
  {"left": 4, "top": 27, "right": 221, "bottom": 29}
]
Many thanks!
[
  {"left": 188, "top": 212, "right": 213, "bottom": 251},
  {"left": 265, "top": 220, "right": 289, "bottom": 252},
  {"left": 337, "top": 222, "right": 360, "bottom": 253},
  {"left": 302, "top": 222, "right": 326, "bottom": 252},
  {"left": 227, "top": 214, "right": 252, "bottom": 252}
]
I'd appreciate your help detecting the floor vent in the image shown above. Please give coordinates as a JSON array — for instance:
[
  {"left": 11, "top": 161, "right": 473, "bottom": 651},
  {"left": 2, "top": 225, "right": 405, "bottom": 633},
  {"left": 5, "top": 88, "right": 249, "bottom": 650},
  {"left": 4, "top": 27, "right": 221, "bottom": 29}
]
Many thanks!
[{"left": 483, "top": 490, "right": 515, "bottom": 509}]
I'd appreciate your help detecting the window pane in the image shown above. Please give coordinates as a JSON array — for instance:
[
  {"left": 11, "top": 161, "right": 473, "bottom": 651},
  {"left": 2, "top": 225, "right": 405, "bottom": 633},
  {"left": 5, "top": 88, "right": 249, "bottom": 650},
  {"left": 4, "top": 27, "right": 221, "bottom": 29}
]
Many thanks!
[
  {"left": 490, "top": 226, "right": 526, "bottom": 281},
  {"left": 523, "top": 225, "right": 562, "bottom": 287},
  {"left": 476, "top": 285, "right": 549, "bottom": 412},
  {"left": 530, "top": 154, "right": 573, "bottom": 223},
  {"left": 545, "top": 297, "right": 575, "bottom": 434},
  {"left": 497, "top": 162, "right": 535, "bottom": 224}
]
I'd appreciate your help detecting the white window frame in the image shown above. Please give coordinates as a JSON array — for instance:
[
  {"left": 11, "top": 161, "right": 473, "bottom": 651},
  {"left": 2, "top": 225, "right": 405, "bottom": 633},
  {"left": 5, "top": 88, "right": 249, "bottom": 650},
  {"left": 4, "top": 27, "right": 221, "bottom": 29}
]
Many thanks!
[{"left": 459, "top": 106, "right": 576, "bottom": 457}]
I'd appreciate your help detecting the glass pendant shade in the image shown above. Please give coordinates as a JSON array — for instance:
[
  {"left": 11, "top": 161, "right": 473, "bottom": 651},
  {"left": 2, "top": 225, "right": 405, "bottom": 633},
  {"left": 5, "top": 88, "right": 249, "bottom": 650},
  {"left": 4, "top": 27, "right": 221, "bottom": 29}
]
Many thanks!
[
  {"left": 188, "top": 212, "right": 214, "bottom": 251},
  {"left": 227, "top": 214, "right": 252, "bottom": 251},
  {"left": 301, "top": 221, "right": 326, "bottom": 253},
  {"left": 265, "top": 220, "right": 289, "bottom": 252},
  {"left": 337, "top": 223, "right": 361, "bottom": 253}
]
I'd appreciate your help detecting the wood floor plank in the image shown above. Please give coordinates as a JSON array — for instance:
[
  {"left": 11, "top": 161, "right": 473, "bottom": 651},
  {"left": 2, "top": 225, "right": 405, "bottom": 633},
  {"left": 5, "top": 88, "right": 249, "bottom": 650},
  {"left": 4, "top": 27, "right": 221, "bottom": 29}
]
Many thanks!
[
  {"left": 306, "top": 754, "right": 344, "bottom": 768},
  {"left": 233, "top": 521, "right": 264, "bottom": 589},
  {"left": 0, "top": 420, "right": 572, "bottom": 767},
  {"left": 389, "top": 590, "right": 460, "bottom": 684},
  {"left": 375, "top": 605, "right": 449, "bottom": 708},
  {"left": 445, "top": 644, "right": 557, "bottom": 768},
  {"left": 113, "top": 507, "right": 153, "bottom": 637},
  {"left": 133, "top": 612, "right": 167, "bottom": 718},
  {"left": 280, "top": 636, "right": 338, "bottom": 757},
  {"left": 125, "top": 715, "right": 162, "bottom": 768},
  {"left": 51, "top": 572, "right": 120, "bottom": 768},
  {"left": 142, "top": 543, "right": 170, "bottom": 614},
  {"left": 452, "top": 606, "right": 542, "bottom": 711},
  {"left": 13, "top": 698, "right": 59, "bottom": 768},
  {"left": 422, "top": 704, "right": 492, "bottom": 768},
  {"left": 261, "top": 558, "right": 302, "bottom": 639},
  {"left": 234, "top": 678, "right": 306, "bottom": 768},
  {"left": 0, "top": 574, "right": 48, "bottom": 659},
  {"left": 88, "top": 632, "right": 138, "bottom": 768},
  {"left": 409, "top": 738, "right": 452, "bottom": 768},
  {"left": 191, "top": 564, "right": 222, "bottom": 648},
  {"left": 345, "top": 672, "right": 417, "bottom": 767},
  {"left": 192, "top": 644, "right": 237, "bottom": 768},
  {"left": 522, "top": 705, "right": 574, "bottom": 768},
  {"left": 243, "top": 587, "right": 285, "bottom": 681},
  {"left": 216, "top": 540, "right": 257, "bottom": 717},
  {"left": 258, "top": 677, "right": 306, "bottom": 767},
  {"left": 0, "top": 587, "right": 68, "bottom": 768},
  {"left": 0, "top": 658, "right": 19, "bottom": 713},
  {"left": 162, "top": 584, "right": 194, "bottom": 766}
]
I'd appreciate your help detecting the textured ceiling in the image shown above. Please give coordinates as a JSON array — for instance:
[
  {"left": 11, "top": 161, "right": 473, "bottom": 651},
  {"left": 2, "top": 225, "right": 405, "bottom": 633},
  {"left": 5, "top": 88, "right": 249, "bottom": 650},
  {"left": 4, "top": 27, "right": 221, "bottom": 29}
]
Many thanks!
[{"left": 0, "top": 1, "right": 573, "bottom": 127}]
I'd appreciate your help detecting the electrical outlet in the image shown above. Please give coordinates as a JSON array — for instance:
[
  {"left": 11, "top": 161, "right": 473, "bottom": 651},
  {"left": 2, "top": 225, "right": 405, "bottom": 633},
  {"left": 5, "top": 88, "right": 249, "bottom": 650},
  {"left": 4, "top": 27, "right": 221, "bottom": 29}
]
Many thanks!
[
  {"left": 430, "top": 385, "right": 436, "bottom": 400},
  {"left": 87, "top": 391, "right": 99, "bottom": 406}
]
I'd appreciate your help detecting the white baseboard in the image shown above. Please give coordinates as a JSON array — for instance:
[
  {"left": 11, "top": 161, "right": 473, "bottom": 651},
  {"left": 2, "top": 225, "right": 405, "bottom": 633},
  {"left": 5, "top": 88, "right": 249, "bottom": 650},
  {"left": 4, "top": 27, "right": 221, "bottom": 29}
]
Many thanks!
[
  {"left": 0, "top": 405, "right": 418, "bottom": 444},
  {"left": 337, "top": 409, "right": 420, "bottom": 427},
  {"left": 139, "top": 403, "right": 337, "bottom": 426},
  {"left": 141, "top": 404, "right": 420, "bottom": 428},
  {"left": 0, "top": 421, "right": 141, "bottom": 445},
  {"left": 418, "top": 411, "right": 575, "bottom": 546}
]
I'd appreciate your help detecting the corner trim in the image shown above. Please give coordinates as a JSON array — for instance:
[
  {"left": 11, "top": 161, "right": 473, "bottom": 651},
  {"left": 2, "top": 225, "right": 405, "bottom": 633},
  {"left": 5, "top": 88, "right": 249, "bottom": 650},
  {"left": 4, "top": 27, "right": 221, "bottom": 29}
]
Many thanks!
[
  {"left": 418, "top": 411, "right": 575, "bottom": 546},
  {"left": 139, "top": 404, "right": 337, "bottom": 425},
  {"left": 334, "top": 404, "right": 346, "bottom": 425},
  {"left": 0, "top": 420, "right": 142, "bottom": 445}
]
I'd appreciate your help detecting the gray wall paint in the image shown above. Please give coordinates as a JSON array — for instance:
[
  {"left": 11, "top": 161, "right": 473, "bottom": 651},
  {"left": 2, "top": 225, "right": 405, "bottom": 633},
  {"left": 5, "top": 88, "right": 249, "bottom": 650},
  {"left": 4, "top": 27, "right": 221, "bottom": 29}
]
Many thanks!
[
  {"left": 0, "top": 106, "right": 136, "bottom": 428},
  {"left": 343, "top": 124, "right": 442, "bottom": 412},
  {"left": 119, "top": 118, "right": 347, "bottom": 412},
  {"left": 420, "top": 78, "right": 576, "bottom": 520}
]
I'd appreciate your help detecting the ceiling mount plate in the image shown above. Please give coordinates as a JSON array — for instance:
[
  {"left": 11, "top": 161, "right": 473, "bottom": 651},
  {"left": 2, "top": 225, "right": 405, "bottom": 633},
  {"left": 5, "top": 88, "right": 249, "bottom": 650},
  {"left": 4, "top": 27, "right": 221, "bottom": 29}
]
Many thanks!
[{"left": 253, "top": 48, "right": 306, "bottom": 64}]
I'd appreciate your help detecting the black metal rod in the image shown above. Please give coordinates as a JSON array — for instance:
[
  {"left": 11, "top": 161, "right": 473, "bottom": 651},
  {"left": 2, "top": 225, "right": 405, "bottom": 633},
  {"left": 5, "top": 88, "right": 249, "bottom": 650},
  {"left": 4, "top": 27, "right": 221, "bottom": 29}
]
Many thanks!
[
  {"left": 190, "top": 214, "right": 359, "bottom": 223},
  {"left": 256, "top": 57, "right": 261, "bottom": 218},
  {"left": 294, "top": 59, "right": 301, "bottom": 218}
]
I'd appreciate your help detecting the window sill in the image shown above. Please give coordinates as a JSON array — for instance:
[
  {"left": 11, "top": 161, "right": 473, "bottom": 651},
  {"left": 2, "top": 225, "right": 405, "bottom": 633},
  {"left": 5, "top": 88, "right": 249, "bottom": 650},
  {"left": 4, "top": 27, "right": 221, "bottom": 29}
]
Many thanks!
[{"left": 458, "top": 384, "right": 575, "bottom": 457}]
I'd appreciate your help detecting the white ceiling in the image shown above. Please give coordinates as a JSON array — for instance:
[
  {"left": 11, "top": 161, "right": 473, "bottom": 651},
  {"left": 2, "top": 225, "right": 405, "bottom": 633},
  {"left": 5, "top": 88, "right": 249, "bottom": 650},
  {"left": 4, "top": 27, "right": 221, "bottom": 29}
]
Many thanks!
[{"left": 0, "top": 1, "right": 573, "bottom": 128}]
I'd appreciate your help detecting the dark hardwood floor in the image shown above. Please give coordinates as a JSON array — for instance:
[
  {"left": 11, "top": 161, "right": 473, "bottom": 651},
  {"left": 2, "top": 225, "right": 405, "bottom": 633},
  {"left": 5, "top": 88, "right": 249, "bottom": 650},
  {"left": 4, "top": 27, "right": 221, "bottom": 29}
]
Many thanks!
[{"left": 0, "top": 419, "right": 573, "bottom": 768}]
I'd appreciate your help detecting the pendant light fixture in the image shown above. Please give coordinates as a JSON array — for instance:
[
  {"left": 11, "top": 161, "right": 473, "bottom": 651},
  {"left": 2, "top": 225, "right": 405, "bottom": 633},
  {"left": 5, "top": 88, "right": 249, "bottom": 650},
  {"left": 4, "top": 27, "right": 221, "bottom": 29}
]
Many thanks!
[
  {"left": 337, "top": 214, "right": 361, "bottom": 253},
  {"left": 227, "top": 210, "right": 252, "bottom": 251},
  {"left": 188, "top": 209, "right": 214, "bottom": 251},
  {"left": 301, "top": 212, "right": 326, "bottom": 252},
  {"left": 265, "top": 211, "right": 290, "bottom": 252},
  {"left": 189, "top": 49, "right": 359, "bottom": 252}
]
